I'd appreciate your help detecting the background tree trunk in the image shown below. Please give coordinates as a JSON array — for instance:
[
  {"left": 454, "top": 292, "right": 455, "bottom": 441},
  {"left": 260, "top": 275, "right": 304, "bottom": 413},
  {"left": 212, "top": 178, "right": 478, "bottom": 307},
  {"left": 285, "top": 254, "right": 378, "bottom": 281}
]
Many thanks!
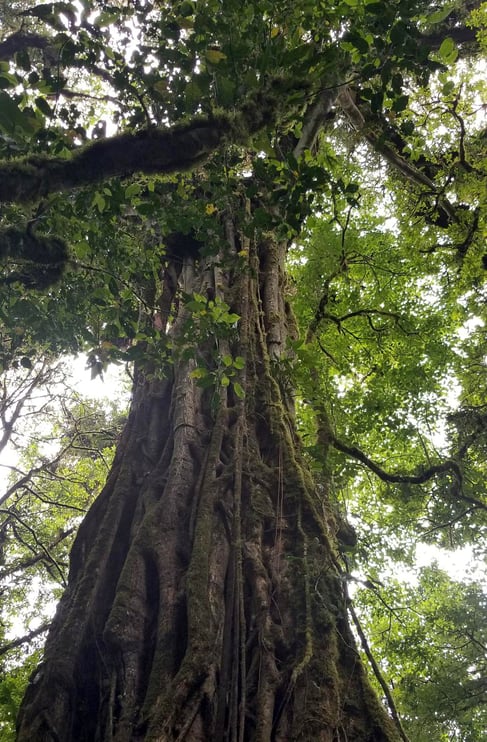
[{"left": 17, "top": 215, "right": 400, "bottom": 741}]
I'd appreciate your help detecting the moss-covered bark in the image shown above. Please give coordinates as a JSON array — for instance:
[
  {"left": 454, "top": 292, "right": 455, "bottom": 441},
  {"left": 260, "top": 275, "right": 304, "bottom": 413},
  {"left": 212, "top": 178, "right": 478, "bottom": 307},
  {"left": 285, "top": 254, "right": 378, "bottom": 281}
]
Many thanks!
[{"left": 16, "top": 219, "right": 400, "bottom": 742}]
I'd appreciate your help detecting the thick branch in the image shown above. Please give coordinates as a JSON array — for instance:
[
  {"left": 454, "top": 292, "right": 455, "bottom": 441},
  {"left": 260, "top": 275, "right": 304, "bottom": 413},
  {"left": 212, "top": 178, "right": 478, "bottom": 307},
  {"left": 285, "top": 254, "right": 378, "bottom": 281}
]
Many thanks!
[
  {"left": 423, "top": 26, "right": 478, "bottom": 49},
  {"left": 0, "top": 88, "right": 280, "bottom": 204},
  {"left": 331, "top": 435, "right": 487, "bottom": 511},
  {"left": 0, "top": 120, "right": 230, "bottom": 203},
  {"left": 0, "top": 30, "right": 51, "bottom": 61},
  {"left": 337, "top": 87, "right": 458, "bottom": 223},
  {"left": 293, "top": 85, "right": 339, "bottom": 158}
]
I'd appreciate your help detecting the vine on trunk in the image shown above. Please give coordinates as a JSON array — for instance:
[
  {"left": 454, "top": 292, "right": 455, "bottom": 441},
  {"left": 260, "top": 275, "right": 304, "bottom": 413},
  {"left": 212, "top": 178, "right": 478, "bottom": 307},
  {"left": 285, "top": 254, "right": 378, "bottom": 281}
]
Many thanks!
[{"left": 17, "top": 208, "right": 401, "bottom": 740}]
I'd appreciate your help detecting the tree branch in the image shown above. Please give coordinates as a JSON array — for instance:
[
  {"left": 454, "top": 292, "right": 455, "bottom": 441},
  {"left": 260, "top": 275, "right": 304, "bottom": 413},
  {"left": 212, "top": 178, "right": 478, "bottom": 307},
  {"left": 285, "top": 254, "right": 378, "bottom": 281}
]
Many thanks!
[
  {"left": 0, "top": 622, "right": 50, "bottom": 657},
  {"left": 0, "top": 508, "right": 67, "bottom": 586},
  {"left": 319, "top": 308, "right": 409, "bottom": 333},
  {"left": 421, "top": 26, "right": 479, "bottom": 50},
  {"left": 330, "top": 435, "right": 487, "bottom": 511},
  {"left": 0, "top": 30, "right": 51, "bottom": 61},
  {"left": 331, "top": 434, "right": 461, "bottom": 484},
  {"left": 347, "top": 600, "right": 411, "bottom": 742},
  {"left": 0, "top": 527, "right": 74, "bottom": 581},
  {"left": 337, "top": 87, "right": 458, "bottom": 224},
  {"left": 0, "top": 87, "right": 282, "bottom": 204},
  {"left": 293, "top": 85, "right": 339, "bottom": 158}
]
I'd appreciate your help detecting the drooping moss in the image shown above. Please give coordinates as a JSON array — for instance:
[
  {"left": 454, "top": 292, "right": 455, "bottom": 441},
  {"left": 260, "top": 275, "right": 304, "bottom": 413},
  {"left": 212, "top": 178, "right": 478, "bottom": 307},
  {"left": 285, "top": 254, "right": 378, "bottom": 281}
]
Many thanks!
[{"left": 0, "top": 226, "right": 68, "bottom": 289}]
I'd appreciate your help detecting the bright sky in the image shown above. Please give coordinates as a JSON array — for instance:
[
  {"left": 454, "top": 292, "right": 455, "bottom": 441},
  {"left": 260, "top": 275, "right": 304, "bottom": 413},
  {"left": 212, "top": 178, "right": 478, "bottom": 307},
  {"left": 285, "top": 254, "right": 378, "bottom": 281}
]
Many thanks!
[{"left": 69, "top": 354, "right": 131, "bottom": 401}]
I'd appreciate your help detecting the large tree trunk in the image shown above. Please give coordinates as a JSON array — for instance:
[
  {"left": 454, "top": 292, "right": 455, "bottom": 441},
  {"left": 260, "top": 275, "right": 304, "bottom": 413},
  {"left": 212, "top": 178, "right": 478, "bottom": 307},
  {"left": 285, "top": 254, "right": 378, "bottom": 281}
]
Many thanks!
[{"left": 17, "top": 214, "right": 400, "bottom": 741}]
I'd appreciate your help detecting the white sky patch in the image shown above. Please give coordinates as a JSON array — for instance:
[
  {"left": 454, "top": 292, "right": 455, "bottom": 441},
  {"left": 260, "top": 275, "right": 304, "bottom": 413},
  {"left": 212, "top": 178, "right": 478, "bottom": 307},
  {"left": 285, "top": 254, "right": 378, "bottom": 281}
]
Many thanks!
[
  {"left": 415, "top": 542, "right": 485, "bottom": 584},
  {"left": 68, "top": 354, "right": 131, "bottom": 401},
  {"left": 457, "top": 315, "right": 484, "bottom": 340}
]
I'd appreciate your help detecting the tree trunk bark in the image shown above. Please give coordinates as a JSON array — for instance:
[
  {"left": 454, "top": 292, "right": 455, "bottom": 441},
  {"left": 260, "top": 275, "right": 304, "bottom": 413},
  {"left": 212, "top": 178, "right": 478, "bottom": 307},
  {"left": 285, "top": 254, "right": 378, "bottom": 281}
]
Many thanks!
[{"left": 17, "top": 213, "right": 400, "bottom": 741}]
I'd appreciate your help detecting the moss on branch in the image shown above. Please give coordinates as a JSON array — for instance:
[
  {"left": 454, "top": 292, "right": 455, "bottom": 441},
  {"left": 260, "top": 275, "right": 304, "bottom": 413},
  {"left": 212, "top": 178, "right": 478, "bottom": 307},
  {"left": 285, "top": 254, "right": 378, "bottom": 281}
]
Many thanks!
[
  {"left": 0, "top": 84, "right": 285, "bottom": 205},
  {"left": 0, "top": 226, "right": 68, "bottom": 289}
]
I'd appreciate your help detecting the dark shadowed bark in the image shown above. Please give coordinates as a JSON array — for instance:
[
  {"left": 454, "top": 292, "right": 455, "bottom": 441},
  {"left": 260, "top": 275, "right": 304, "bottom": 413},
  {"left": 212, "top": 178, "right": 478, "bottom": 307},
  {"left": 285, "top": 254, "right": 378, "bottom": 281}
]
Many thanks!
[{"left": 16, "top": 210, "right": 400, "bottom": 741}]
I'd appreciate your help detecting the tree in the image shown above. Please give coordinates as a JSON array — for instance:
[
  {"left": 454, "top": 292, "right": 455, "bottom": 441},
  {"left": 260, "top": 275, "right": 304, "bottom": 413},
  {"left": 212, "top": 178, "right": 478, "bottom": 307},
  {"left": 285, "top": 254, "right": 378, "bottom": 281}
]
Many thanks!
[
  {"left": 0, "top": 360, "right": 126, "bottom": 740},
  {"left": 0, "top": 0, "right": 485, "bottom": 739},
  {"left": 356, "top": 564, "right": 487, "bottom": 742}
]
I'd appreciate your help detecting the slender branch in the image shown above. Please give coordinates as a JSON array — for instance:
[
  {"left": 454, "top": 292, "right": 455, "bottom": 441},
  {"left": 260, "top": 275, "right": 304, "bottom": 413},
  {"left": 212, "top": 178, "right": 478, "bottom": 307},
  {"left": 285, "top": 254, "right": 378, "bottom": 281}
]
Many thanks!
[
  {"left": 0, "top": 424, "right": 111, "bottom": 509},
  {"left": 316, "top": 337, "right": 339, "bottom": 365},
  {"left": 421, "top": 506, "right": 477, "bottom": 536},
  {"left": 306, "top": 265, "right": 348, "bottom": 342},
  {"left": 0, "top": 622, "right": 50, "bottom": 657},
  {"left": 0, "top": 527, "right": 74, "bottom": 580},
  {"left": 320, "top": 308, "right": 408, "bottom": 332},
  {"left": 337, "top": 87, "right": 459, "bottom": 223},
  {"left": 0, "top": 363, "right": 54, "bottom": 454},
  {"left": 0, "top": 465, "right": 47, "bottom": 508},
  {"left": 464, "top": 630, "right": 487, "bottom": 655},
  {"left": 0, "top": 508, "right": 67, "bottom": 586},
  {"left": 347, "top": 600, "right": 411, "bottom": 742},
  {"left": 330, "top": 435, "right": 487, "bottom": 511},
  {"left": 450, "top": 104, "right": 475, "bottom": 174},
  {"left": 47, "top": 88, "right": 121, "bottom": 105}
]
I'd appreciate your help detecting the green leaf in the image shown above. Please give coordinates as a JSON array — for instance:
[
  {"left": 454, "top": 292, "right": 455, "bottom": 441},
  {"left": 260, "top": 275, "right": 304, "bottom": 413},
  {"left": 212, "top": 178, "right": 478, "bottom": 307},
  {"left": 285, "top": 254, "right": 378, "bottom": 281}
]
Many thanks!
[
  {"left": 442, "top": 80, "right": 455, "bottom": 96},
  {"left": 428, "top": 6, "right": 455, "bottom": 24},
  {"left": 222, "top": 313, "right": 240, "bottom": 324},
  {"left": 0, "top": 92, "right": 35, "bottom": 134},
  {"left": 35, "top": 97, "right": 53, "bottom": 117},
  {"left": 365, "top": 2, "right": 384, "bottom": 14},
  {"left": 343, "top": 31, "right": 370, "bottom": 55},
  {"left": 125, "top": 183, "right": 142, "bottom": 199},
  {"left": 92, "top": 192, "right": 106, "bottom": 213},
  {"left": 438, "top": 37, "right": 458, "bottom": 64},
  {"left": 0, "top": 71, "right": 18, "bottom": 89},
  {"left": 206, "top": 49, "right": 227, "bottom": 64},
  {"left": 186, "top": 300, "right": 206, "bottom": 312},
  {"left": 400, "top": 120, "right": 415, "bottom": 136},
  {"left": 392, "top": 94, "right": 409, "bottom": 113},
  {"left": 184, "top": 79, "right": 204, "bottom": 109},
  {"left": 233, "top": 381, "right": 245, "bottom": 399},
  {"left": 370, "top": 91, "right": 384, "bottom": 112},
  {"left": 108, "top": 278, "right": 119, "bottom": 297},
  {"left": 390, "top": 21, "right": 408, "bottom": 46},
  {"left": 190, "top": 367, "right": 209, "bottom": 379}
]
